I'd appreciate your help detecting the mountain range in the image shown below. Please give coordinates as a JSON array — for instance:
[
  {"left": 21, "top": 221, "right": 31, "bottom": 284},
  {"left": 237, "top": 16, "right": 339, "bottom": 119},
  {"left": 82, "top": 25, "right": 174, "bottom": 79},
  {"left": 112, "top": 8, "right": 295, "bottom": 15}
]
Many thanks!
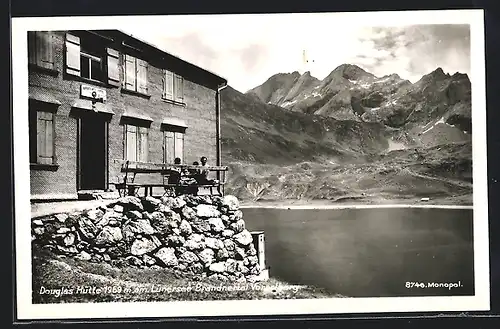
[{"left": 220, "top": 64, "right": 472, "bottom": 205}]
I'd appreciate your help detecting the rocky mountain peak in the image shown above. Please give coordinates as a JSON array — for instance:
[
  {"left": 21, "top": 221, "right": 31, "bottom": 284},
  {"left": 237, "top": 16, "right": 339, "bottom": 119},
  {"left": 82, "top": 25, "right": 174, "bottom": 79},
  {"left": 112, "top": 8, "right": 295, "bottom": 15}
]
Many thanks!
[
  {"left": 246, "top": 65, "right": 470, "bottom": 143},
  {"left": 247, "top": 71, "right": 303, "bottom": 103},
  {"left": 420, "top": 67, "right": 450, "bottom": 82},
  {"left": 298, "top": 70, "right": 319, "bottom": 83},
  {"left": 434, "top": 67, "right": 445, "bottom": 74},
  {"left": 266, "top": 71, "right": 301, "bottom": 82},
  {"left": 432, "top": 67, "right": 450, "bottom": 77},
  {"left": 385, "top": 73, "right": 401, "bottom": 80},
  {"left": 332, "top": 63, "right": 374, "bottom": 80},
  {"left": 451, "top": 72, "right": 470, "bottom": 82}
]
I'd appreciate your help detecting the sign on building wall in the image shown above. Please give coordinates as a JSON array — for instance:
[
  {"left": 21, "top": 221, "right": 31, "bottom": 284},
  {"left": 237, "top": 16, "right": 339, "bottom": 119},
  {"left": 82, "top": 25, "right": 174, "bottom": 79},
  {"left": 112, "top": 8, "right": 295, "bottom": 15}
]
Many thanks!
[{"left": 80, "top": 84, "right": 107, "bottom": 102}]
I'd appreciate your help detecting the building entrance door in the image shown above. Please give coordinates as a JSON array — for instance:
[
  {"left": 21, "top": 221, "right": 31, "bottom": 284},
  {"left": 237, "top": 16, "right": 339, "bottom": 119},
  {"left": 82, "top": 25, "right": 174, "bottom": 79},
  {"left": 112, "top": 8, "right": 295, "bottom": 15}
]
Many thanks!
[{"left": 78, "top": 112, "right": 108, "bottom": 191}]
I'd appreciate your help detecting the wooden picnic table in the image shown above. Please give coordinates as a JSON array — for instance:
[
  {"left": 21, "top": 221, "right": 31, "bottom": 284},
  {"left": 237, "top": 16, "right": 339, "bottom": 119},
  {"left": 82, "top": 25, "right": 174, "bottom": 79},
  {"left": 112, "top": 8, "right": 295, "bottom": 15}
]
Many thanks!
[{"left": 113, "top": 160, "right": 228, "bottom": 197}]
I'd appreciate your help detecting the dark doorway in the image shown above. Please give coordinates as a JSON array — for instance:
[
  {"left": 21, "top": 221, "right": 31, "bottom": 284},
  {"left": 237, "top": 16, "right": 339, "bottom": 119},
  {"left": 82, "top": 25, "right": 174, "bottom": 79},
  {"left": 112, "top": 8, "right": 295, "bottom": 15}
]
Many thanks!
[{"left": 79, "top": 113, "right": 107, "bottom": 190}]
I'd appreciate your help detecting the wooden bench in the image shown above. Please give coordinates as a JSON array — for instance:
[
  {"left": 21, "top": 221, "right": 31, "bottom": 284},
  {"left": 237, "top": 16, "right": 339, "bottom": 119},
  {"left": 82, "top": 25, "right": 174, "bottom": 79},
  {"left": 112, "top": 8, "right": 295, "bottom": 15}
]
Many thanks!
[{"left": 113, "top": 160, "right": 228, "bottom": 198}]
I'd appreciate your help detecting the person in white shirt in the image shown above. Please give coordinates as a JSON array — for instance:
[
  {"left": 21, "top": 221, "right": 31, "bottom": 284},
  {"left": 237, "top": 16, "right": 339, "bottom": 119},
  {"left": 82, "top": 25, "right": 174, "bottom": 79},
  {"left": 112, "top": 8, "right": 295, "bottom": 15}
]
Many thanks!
[{"left": 199, "top": 156, "right": 210, "bottom": 182}]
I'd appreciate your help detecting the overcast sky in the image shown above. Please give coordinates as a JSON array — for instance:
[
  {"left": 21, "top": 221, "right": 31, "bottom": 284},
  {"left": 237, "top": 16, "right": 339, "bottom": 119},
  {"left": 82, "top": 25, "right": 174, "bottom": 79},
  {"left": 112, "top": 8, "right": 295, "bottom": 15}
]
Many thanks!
[{"left": 122, "top": 14, "right": 470, "bottom": 93}]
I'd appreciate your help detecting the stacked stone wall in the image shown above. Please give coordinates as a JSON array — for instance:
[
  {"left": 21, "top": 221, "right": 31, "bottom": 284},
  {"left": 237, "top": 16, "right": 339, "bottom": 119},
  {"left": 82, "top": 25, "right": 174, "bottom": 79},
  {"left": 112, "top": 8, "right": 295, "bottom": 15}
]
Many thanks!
[{"left": 32, "top": 195, "right": 263, "bottom": 282}]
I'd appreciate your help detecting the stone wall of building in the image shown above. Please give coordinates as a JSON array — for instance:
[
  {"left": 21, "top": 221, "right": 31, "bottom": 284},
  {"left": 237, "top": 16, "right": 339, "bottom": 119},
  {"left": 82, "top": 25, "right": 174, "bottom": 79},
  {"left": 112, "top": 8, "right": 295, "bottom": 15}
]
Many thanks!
[{"left": 29, "top": 31, "right": 219, "bottom": 199}]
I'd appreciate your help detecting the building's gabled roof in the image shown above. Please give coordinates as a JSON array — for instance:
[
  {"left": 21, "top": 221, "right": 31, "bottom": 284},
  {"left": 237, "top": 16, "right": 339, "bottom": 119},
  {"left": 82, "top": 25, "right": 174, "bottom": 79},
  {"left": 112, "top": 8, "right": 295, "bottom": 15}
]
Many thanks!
[{"left": 86, "top": 29, "right": 228, "bottom": 89}]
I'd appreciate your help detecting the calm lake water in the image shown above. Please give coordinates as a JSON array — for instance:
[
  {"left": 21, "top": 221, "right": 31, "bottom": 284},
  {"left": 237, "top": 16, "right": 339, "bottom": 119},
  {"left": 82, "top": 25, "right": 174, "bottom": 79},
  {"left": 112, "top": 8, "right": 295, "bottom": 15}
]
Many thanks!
[{"left": 242, "top": 207, "right": 474, "bottom": 297}]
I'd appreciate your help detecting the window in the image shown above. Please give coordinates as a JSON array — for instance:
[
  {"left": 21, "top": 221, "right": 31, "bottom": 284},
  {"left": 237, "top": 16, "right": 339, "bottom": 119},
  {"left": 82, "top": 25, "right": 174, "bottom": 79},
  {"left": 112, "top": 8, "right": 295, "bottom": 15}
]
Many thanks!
[
  {"left": 28, "top": 31, "right": 55, "bottom": 70},
  {"left": 65, "top": 33, "right": 120, "bottom": 86},
  {"left": 123, "top": 54, "right": 148, "bottom": 94},
  {"left": 125, "top": 125, "right": 149, "bottom": 162},
  {"left": 29, "top": 107, "right": 56, "bottom": 165},
  {"left": 79, "top": 38, "right": 105, "bottom": 82},
  {"left": 164, "top": 130, "right": 184, "bottom": 164},
  {"left": 163, "top": 70, "right": 184, "bottom": 103}
]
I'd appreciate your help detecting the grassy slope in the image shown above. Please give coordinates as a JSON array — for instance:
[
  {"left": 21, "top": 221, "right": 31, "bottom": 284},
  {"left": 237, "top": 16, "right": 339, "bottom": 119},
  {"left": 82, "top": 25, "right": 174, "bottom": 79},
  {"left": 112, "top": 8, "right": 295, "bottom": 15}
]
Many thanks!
[
  {"left": 32, "top": 245, "right": 342, "bottom": 303},
  {"left": 221, "top": 86, "right": 389, "bottom": 166},
  {"left": 220, "top": 86, "right": 472, "bottom": 205},
  {"left": 224, "top": 142, "right": 472, "bottom": 205}
]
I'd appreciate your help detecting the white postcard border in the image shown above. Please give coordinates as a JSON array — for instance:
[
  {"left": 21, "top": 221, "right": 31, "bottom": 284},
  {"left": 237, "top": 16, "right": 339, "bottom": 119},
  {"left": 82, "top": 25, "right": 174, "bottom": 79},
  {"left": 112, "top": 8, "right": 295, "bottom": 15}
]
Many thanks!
[{"left": 12, "top": 9, "right": 490, "bottom": 320}]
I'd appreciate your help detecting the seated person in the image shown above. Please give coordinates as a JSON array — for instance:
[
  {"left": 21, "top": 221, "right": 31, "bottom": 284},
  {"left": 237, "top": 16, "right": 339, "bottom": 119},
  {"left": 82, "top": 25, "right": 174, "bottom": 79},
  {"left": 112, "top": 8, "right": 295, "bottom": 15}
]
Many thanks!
[
  {"left": 182, "top": 161, "right": 200, "bottom": 195},
  {"left": 188, "top": 161, "right": 200, "bottom": 177},
  {"left": 166, "top": 157, "right": 187, "bottom": 196},
  {"left": 167, "top": 157, "right": 182, "bottom": 184},
  {"left": 172, "top": 158, "right": 199, "bottom": 190},
  {"left": 195, "top": 156, "right": 219, "bottom": 185}
]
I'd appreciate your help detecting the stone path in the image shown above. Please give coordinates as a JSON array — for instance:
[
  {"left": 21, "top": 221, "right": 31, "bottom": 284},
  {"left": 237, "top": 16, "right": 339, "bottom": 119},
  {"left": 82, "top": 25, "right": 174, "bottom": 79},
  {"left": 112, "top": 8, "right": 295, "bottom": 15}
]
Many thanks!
[{"left": 31, "top": 199, "right": 116, "bottom": 218}]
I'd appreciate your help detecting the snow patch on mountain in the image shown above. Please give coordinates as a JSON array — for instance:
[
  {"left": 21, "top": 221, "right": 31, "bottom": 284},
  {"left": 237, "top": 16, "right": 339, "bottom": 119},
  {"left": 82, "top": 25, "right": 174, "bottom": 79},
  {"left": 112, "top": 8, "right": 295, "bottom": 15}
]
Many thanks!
[
  {"left": 387, "top": 139, "right": 406, "bottom": 151},
  {"left": 281, "top": 99, "right": 298, "bottom": 107},
  {"left": 374, "top": 77, "right": 391, "bottom": 84},
  {"left": 421, "top": 116, "right": 448, "bottom": 134}
]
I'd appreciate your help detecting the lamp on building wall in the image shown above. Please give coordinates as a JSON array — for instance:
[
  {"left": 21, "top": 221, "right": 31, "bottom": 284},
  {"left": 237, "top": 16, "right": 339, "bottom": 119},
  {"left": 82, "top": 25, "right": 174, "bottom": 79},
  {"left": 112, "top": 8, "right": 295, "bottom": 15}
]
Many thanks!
[{"left": 91, "top": 91, "right": 103, "bottom": 112}]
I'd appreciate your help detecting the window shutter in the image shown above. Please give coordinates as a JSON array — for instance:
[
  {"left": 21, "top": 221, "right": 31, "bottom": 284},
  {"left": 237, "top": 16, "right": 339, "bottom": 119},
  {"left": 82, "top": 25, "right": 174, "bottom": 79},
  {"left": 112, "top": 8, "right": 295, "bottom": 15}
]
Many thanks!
[
  {"left": 28, "top": 32, "right": 37, "bottom": 65},
  {"left": 37, "top": 113, "right": 46, "bottom": 162},
  {"left": 65, "top": 33, "right": 80, "bottom": 76},
  {"left": 45, "top": 115, "right": 54, "bottom": 159},
  {"left": 37, "top": 111, "right": 54, "bottom": 164},
  {"left": 175, "top": 74, "right": 184, "bottom": 103},
  {"left": 29, "top": 109, "right": 37, "bottom": 162},
  {"left": 161, "top": 77, "right": 166, "bottom": 99},
  {"left": 107, "top": 48, "right": 120, "bottom": 86},
  {"left": 136, "top": 59, "right": 148, "bottom": 94},
  {"left": 138, "top": 127, "right": 149, "bottom": 162},
  {"left": 180, "top": 77, "right": 184, "bottom": 102},
  {"left": 164, "top": 131, "right": 174, "bottom": 164},
  {"left": 126, "top": 125, "right": 137, "bottom": 161},
  {"left": 174, "top": 132, "right": 184, "bottom": 162},
  {"left": 38, "top": 32, "right": 54, "bottom": 69},
  {"left": 164, "top": 70, "right": 174, "bottom": 100},
  {"left": 124, "top": 55, "right": 136, "bottom": 91}
]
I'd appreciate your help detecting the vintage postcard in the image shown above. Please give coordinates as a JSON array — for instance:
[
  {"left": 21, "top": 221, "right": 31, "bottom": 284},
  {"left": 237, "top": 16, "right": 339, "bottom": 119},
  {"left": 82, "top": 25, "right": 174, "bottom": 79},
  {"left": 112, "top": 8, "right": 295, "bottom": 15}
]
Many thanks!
[{"left": 12, "top": 9, "right": 489, "bottom": 320}]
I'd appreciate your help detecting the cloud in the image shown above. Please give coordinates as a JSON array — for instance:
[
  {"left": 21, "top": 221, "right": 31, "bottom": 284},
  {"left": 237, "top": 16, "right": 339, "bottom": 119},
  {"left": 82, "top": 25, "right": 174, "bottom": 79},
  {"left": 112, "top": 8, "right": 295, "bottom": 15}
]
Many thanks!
[
  {"left": 123, "top": 18, "right": 471, "bottom": 92},
  {"left": 369, "top": 28, "right": 408, "bottom": 50},
  {"left": 156, "top": 32, "right": 219, "bottom": 68},
  {"left": 233, "top": 43, "right": 269, "bottom": 72},
  {"left": 352, "top": 25, "right": 470, "bottom": 82}
]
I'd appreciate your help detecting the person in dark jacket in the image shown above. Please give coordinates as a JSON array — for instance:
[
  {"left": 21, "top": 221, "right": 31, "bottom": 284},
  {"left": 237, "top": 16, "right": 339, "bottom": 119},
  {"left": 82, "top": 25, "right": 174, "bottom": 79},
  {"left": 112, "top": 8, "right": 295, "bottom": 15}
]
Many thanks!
[
  {"left": 189, "top": 161, "right": 199, "bottom": 177},
  {"left": 168, "top": 158, "right": 182, "bottom": 183},
  {"left": 167, "top": 157, "right": 183, "bottom": 195},
  {"left": 186, "top": 161, "right": 200, "bottom": 195}
]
